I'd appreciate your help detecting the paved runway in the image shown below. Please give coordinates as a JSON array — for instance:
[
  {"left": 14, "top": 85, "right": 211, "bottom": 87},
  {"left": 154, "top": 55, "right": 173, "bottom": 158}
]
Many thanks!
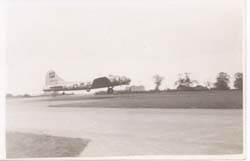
[{"left": 6, "top": 97, "right": 243, "bottom": 157}]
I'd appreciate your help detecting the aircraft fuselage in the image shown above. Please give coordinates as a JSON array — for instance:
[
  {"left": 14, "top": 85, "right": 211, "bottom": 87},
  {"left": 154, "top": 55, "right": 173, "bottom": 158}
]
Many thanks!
[{"left": 43, "top": 74, "right": 131, "bottom": 94}]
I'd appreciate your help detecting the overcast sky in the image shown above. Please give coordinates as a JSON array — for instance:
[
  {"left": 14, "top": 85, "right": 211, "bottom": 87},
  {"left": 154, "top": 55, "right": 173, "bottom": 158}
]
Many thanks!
[{"left": 5, "top": 0, "right": 243, "bottom": 95}]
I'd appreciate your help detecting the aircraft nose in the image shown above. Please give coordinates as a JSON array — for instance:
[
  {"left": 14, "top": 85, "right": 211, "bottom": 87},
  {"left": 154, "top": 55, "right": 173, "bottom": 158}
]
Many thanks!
[
  {"left": 127, "top": 78, "right": 131, "bottom": 83},
  {"left": 121, "top": 76, "right": 131, "bottom": 84}
]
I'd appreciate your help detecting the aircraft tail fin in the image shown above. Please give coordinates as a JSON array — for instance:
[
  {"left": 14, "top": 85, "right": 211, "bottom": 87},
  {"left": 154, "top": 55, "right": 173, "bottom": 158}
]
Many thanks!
[{"left": 45, "top": 70, "right": 65, "bottom": 86}]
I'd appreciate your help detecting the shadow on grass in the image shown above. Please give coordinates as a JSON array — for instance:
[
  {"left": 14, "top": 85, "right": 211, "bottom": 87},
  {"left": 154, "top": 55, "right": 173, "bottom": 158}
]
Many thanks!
[{"left": 6, "top": 132, "right": 90, "bottom": 158}]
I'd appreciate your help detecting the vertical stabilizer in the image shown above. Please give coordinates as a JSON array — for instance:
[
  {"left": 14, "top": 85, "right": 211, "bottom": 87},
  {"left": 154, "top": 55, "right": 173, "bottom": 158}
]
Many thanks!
[{"left": 45, "top": 70, "right": 65, "bottom": 86}]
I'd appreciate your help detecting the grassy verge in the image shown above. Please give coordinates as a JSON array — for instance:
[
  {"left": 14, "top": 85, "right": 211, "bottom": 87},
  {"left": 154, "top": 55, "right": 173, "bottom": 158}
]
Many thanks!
[
  {"left": 6, "top": 132, "right": 90, "bottom": 158},
  {"left": 50, "top": 90, "right": 242, "bottom": 109}
]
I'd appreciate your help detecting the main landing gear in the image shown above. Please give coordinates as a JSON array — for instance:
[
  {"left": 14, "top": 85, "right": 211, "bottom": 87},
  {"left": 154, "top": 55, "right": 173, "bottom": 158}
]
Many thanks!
[{"left": 107, "top": 87, "right": 114, "bottom": 94}]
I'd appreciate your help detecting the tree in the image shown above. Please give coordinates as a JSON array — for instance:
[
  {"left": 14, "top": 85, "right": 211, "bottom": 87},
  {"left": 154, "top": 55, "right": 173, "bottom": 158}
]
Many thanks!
[
  {"left": 214, "top": 72, "right": 230, "bottom": 90},
  {"left": 175, "top": 73, "right": 198, "bottom": 90},
  {"left": 234, "top": 72, "right": 243, "bottom": 90},
  {"left": 153, "top": 74, "right": 164, "bottom": 91}
]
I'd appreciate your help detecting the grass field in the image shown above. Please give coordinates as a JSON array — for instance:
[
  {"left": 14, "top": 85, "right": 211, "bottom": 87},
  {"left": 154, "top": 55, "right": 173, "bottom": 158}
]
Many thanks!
[
  {"left": 49, "top": 90, "right": 242, "bottom": 109},
  {"left": 6, "top": 132, "right": 90, "bottom": 158}
]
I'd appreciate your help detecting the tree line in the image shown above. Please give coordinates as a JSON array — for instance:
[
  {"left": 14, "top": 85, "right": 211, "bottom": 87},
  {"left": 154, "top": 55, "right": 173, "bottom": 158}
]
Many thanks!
[{"left": 153, "top": 72, "right": 243, "bottom": 91}]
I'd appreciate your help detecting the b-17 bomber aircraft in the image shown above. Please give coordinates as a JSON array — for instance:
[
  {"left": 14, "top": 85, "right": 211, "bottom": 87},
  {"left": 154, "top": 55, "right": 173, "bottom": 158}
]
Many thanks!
[{"left": 43, "top": 70, "right": 131, "bottom": 94}]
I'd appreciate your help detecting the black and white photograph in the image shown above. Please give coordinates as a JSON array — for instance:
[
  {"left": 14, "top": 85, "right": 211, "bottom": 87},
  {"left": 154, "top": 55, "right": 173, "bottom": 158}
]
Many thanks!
[{"left": 1, "top": 0, "right": 246, "bottom": 159}]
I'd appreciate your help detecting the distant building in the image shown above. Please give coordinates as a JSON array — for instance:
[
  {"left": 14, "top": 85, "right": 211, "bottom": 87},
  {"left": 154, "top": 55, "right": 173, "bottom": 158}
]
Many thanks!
[{"left": 126, "top": 85, "right": 145, "bottom": 92}]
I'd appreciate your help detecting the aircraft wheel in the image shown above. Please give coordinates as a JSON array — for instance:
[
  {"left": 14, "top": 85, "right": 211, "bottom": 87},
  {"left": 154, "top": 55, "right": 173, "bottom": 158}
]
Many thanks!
[{"left": 107, "top": 88, "right": 114, "bottom": 94}]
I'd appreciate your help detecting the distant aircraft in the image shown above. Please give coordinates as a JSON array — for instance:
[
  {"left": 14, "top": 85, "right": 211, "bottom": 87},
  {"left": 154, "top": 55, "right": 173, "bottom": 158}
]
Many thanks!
[{"left": 43, "top": 70, "right": 131, "bottom": 94}]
